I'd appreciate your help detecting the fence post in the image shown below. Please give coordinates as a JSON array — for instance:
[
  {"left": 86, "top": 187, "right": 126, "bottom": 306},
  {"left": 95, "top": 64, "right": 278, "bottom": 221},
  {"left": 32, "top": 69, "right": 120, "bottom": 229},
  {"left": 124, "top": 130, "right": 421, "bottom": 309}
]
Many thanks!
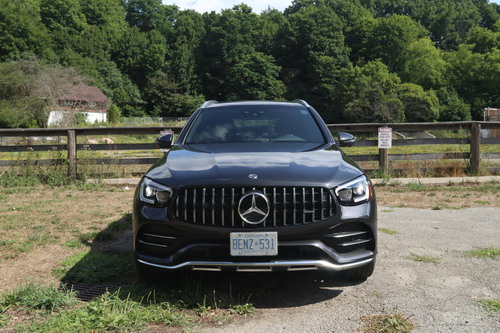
[
  {"left": 379, "top": 148, "right": 389, "bottom": 172},
  {"left": 470, "top": 122, "right": 481, "bottom": 175},
  {"left": 67, "top": 130, "right": 77, "bottom": 178}
]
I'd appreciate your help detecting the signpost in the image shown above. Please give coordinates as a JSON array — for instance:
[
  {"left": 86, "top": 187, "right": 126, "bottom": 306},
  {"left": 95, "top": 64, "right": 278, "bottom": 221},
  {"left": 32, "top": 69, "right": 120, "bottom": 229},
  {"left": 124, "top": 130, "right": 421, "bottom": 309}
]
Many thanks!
[
  {"left": 378, "top": 127, "right": 392, "bottom": 149},
  {"left": 378, "top": 127, "right": 392, "bottom": 171}
]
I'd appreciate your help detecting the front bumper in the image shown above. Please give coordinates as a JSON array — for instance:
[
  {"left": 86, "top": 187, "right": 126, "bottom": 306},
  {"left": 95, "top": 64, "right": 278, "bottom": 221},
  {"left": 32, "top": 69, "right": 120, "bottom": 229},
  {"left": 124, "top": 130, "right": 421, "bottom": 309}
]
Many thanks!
[{"left": 133, "top": 193, "right": 377, "bottom": 272}]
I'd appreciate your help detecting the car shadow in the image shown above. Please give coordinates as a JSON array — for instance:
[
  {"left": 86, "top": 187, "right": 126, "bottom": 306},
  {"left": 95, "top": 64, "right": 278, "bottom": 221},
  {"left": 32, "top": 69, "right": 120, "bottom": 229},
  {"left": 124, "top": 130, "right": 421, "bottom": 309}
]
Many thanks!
[{"left": 60, "top": 214, "right": 367, "bottom": 308}]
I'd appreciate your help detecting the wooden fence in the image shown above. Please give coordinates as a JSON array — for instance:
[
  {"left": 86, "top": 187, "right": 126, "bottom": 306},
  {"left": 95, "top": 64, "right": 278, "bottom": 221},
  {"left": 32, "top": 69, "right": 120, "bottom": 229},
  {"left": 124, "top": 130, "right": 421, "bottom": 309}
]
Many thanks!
[{"left": 0, "top": 121, "right": 499, "bottom": 178}]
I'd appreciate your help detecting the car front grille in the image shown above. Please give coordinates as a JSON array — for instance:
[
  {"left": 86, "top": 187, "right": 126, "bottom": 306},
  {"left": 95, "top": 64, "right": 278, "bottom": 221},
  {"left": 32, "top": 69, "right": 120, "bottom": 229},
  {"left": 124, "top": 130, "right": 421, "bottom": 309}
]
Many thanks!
[{"left": 173, "top": 187, "right": 335, "bottom": 227}]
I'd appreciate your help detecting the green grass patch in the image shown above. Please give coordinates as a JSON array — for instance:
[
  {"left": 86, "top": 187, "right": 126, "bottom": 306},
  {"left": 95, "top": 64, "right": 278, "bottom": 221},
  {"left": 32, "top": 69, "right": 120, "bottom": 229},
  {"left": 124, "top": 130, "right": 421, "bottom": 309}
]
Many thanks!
[
  {"left": 0, "top": 304, "right": 9, "bottom": 328},
  {"left": 478, "top": 298, "right": 500, "bottom": 314},
  {"left": 379, "top": 228, "right": 398, "bottom": 235},
  {"left": 54, "top": 251, "right": 134, "bottom": 284},
  {"left": 406, "top": 253, "right": 440, "bottom": 264},
  {"left": 361, "top": 313, "right": 415, "bottom": 333},
  {"left": 25, "top": 291, "right": 190, "bottom": 332},
  {"left": 463, "top": 247, "right": 500, "bottom": 259},
  {"left": 0, "top": 283, "right": 77, "bottom": 312}
]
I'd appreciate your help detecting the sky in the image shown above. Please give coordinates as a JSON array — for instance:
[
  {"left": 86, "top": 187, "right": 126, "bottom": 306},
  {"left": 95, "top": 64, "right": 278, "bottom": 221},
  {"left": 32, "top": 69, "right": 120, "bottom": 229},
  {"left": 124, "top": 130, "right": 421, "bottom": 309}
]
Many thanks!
[
  {"left": 162, "top": 0, "right": 293, "bottom": 14},
  {"left": 163, "top": 0, "right": 500, "bottom": 13}
]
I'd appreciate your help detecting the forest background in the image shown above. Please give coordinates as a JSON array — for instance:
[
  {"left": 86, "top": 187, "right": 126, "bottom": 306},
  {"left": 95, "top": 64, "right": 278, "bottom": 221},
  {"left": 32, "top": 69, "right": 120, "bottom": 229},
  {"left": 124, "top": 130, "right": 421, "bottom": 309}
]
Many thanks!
[{"left": 0, "top": 0, "right": 499, "bottom": 128}]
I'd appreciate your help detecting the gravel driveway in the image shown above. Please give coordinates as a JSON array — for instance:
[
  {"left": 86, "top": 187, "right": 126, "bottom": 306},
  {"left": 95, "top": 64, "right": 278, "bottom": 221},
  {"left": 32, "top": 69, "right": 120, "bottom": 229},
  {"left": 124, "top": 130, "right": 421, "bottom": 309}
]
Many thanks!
[{"left": 204, "top": 207, "right": 500, "bottom": 333}]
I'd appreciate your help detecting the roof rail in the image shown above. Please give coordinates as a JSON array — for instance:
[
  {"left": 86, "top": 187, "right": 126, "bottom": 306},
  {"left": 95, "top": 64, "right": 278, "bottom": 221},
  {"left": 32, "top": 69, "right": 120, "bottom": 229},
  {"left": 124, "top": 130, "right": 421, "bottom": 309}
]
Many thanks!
[
  {"left": 292, "top": 99, "right": 310, "bottom": 108},
  {"left": 200, "top": 100, "right": 219, "bottom": 108}
]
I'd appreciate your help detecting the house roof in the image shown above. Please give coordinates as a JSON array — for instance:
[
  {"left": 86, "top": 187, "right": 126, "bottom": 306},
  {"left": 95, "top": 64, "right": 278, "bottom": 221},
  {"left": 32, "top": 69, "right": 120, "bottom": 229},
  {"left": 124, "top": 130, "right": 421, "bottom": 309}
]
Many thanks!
[{"left": 60, "top": 85, "right": 108, "bottom": 103}]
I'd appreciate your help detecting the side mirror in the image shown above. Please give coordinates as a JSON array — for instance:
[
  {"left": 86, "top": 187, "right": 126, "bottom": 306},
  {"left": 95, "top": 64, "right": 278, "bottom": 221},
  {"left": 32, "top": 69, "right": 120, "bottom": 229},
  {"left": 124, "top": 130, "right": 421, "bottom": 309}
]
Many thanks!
[
  {"left": 338, "top": 132, "right": 356, "bottom": 147},
  {"left": 155, "top": 134, "right": 173, "bottom": 149}
]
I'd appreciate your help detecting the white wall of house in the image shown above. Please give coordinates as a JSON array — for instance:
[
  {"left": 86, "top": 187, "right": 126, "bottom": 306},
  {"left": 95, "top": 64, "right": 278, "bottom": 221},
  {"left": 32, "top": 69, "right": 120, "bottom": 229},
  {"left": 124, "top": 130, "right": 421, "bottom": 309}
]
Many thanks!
[{"left": 47, "top": 111, "right": 107, "bottom": 126}]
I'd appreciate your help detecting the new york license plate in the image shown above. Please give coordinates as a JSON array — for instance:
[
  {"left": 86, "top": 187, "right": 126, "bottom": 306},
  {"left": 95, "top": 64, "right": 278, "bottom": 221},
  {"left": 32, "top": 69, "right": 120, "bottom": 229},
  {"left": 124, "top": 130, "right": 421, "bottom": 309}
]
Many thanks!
[{"left": 230, "top": 232, "right": 278, "bottom": 256}]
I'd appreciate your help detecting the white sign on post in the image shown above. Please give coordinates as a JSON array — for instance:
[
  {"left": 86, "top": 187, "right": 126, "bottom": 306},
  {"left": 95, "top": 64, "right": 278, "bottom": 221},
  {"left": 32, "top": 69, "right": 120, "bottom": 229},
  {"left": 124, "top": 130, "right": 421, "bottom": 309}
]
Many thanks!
[{"left": 378, "top": 127, "right": 392, "bottom": 149}]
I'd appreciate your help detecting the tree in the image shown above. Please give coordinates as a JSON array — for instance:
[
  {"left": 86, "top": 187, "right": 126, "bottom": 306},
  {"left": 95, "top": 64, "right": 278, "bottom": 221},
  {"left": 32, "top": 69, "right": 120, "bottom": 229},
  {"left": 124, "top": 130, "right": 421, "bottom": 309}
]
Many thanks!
[
  {"left": 274, "top": 4, "right": 349, "bottom": 118},
  {"left": 436, "top": 87, "right": 471, "bottom": 121},
  {"left": 466, "top": 26, "right": 500, "bottom": 53},
  {"left": 0, "top": 0, "right": 54, "bottom": 61},
  {"left": 445, "top": 45, "right": 500, "bottom": 119},
  {"left": 143, "top": 71, "right": 204, "bottom": 117},
  {"left": 0, "top": 60, "right": 87, "bottom": 127},
  {"left": 359, "top": 15, "right": 428, "bottom": 72},
  {"left": 198, "top": 5, "right": 286, "bottom": 101},
  {"left": 398, "top": 83, "right": 439, "bottom": 122},
  {"left": 39, "top": 0, "right": 87, "bottom": 34},
  {"left": 336, "top": 61, "right": 405, "bottom": 123},
  {"left": 125, "top": 0, "right": 178, "bottom": 39},
  {"left": 400, "top": 38, "right": 447, "bottom": 89}
]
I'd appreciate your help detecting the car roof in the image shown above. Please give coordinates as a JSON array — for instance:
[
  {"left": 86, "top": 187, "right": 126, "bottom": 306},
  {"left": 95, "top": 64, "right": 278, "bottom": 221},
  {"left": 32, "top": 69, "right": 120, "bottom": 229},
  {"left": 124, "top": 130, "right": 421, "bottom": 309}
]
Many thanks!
[{"left": 202, "top": 100, "right": 308, "bottom": 109}]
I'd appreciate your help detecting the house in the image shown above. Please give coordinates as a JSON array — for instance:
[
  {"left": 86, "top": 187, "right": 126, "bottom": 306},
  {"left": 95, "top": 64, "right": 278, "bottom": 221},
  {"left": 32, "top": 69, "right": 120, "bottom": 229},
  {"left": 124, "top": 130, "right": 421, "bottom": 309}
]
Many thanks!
[
  {"left": 482, "top": 107, "right": 500, "bottom": 138},
  {"left": 47, "top": 85, "right": 109, "bottom": 126}
]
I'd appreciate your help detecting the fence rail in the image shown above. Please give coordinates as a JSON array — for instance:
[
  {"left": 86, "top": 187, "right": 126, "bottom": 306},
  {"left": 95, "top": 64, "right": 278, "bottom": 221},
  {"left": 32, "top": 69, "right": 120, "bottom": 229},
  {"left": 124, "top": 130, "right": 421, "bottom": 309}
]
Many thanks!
[{"left": 0, "top": 121, "right": 499, "bottom": 178}]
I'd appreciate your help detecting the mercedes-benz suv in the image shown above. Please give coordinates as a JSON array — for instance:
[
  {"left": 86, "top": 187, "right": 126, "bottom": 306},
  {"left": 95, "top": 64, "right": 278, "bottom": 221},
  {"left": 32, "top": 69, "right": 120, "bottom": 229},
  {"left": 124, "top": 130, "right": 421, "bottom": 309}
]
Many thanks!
[{"left": 133, "top": 100, "right": 377, "bottom": 280}]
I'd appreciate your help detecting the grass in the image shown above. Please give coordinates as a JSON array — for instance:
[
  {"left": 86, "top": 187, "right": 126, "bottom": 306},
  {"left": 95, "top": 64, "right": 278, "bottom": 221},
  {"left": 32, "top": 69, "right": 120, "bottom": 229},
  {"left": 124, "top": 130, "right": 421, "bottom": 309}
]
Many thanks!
[
  {"left": 25, "top": 291, "right": 191, "bottom": 332},
  {"left": 379, "top": 228, "right": 399, "bottom": 235},
  {"left": 1, "top": 283, "right": 77, "bottom": 312},
  {"left": 406, "top": 253, "right": 441, "bottom": 264},
  {"left": 54, "top": 251, "right": 135, "bottom": 284},
  {"left": 463, "top": 247, "right": 500, "bottom": 260},
  {"left": 478, "top": 298, "right": 500, "bottom": 314},
  {"left": 360, "top": 313, "right": 415, "bottom": 333}
]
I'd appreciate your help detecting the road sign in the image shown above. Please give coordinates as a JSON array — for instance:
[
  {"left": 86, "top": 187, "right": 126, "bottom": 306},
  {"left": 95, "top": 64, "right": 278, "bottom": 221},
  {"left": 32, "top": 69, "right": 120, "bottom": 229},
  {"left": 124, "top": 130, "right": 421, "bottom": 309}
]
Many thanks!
[{"left": 378, "top": 127, "right": 392, "bottom": 149}]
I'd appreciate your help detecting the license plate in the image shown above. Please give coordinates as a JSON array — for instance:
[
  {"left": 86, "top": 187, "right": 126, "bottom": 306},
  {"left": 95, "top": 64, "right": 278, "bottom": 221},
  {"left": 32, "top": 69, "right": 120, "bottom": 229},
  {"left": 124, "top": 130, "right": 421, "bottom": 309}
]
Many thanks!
[{"left": 230, "top": 232, "right": 278, "bottom": 256}]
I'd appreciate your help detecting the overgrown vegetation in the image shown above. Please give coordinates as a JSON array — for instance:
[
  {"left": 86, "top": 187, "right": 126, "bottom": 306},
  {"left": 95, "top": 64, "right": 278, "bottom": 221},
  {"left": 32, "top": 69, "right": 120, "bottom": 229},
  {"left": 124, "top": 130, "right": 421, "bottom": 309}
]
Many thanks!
[
  {"left": 478, "top": 298, "right": 500, "bottom": 314},
  {"left": 406, "top": 253, "right": 441, "bottom": 264},
  {"left": 0, "top": 0, "right": 499, "bottom": 125},
  {"left": 360, "top": 313, "right": 415, "bottom": 333},
  {"left": 1, "top": 284, "right": 77, "bottom": 312},
  {"left": 379, "top": 228, "right": 399, "bottom": 235},
  {"left": 463, "top": 247, "right": 500, "bottom": 259}
]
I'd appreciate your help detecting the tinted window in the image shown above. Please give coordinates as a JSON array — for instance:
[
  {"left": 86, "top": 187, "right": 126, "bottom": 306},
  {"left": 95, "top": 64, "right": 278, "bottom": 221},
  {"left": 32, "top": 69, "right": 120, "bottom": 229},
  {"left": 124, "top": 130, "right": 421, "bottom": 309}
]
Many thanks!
[{"left": 185, "top": 105, "right": 325, "bottom": 144}]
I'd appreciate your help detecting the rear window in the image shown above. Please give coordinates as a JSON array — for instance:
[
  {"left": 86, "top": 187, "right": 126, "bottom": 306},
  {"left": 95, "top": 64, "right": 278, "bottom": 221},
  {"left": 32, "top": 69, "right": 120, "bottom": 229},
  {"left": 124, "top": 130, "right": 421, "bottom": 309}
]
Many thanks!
[{"left": 185, "top": 105, "right": 325, "bottom": 144}]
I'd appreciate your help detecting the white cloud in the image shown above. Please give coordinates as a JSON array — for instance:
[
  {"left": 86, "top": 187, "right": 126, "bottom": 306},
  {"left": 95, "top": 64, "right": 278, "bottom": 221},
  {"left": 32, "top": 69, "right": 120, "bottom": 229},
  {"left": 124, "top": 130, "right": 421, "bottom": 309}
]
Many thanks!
[{"left": 162, "top": 0, "right": 292, "bottom": 14}]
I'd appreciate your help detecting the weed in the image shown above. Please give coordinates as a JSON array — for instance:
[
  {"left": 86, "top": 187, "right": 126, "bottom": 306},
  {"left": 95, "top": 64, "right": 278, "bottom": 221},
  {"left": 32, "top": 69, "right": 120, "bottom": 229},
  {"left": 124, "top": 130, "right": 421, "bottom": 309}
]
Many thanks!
[
  {"left": 55, "top": 251, "right": 134, "bottom": 284},
  {"left": 229, "top": 303, "right": 254, "bottom": 316},
  {"left": 381, "top": 209, "right": 394, "bottom": 213},
  {"left": 478, "top": 298, "right": 500, "bottom": 314},
  {"left": 407, "top": 182, "right": 424, "bottom": 191},
  {"left": 431, "top": 206, "right": 442, "bottom": 210},
  {"left": 24, "top": 291, "right": 191, "bottom": 332},
  {"left": 62, "top": 239, "right": 84, "bottom": 249},
  {"left": 0, "top": 283, "right": 77, "bottom": 312},
  {"left": 406, "top": 253, "right": 440, "bottom": 264},
  {"left": 379, "top": 228, "right": 399, "bottom": 235},
  {"left": 463, "top": 247, "right": 500, "bottom": 259},
  {"left": 361, "top": 313, "right": 414, "bottom": 333}
]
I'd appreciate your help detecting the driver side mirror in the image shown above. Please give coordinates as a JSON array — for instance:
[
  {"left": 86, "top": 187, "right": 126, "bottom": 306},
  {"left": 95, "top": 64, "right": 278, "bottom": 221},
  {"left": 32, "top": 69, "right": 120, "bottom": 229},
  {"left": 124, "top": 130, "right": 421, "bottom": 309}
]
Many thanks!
[
  {"left": 338, "top": 132, "right": 356, "bottom": 147},
  {"left": 155, "top": 133, "right": 173, "bottom": 149}
]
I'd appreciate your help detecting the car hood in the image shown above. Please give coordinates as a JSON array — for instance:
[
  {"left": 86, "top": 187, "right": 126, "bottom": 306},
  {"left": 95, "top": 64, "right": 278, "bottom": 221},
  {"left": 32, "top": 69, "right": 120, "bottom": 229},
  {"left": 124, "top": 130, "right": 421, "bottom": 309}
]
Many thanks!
[{"left": 146, "top": 144, "right": 363, "bottom": 189}]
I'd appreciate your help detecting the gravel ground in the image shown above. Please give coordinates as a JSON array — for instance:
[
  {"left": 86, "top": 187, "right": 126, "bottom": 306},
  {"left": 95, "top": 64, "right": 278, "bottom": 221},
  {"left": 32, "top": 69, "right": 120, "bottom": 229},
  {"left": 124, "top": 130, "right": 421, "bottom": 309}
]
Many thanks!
[{"left": 204, "top": 207, "right": 500, "bottom": 333}]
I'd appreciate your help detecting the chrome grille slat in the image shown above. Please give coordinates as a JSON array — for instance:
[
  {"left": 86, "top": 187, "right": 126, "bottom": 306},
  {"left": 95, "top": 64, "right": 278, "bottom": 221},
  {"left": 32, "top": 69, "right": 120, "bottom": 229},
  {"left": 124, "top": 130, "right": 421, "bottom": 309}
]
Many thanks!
[
  {"left": 174, "top": 186, "right": 335, "bottom": 227},
  {"left": 221, "top": 188, "right": 225, "bottom": 226},
  {"left": 302, "top": 188, "right": 306, "bottom": 224},
  {"left": 212, "top": 188, "right": 215, "bottom": 226},
  {"left": 193, "top": 189, "right": 197, "bottom": 222}
]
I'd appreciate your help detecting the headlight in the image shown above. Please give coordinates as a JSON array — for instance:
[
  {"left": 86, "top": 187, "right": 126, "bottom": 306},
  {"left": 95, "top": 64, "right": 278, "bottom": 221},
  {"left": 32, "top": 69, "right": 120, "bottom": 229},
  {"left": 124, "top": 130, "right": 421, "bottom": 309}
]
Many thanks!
[
  {"left": 139, "top": 178, "right": 172, "bottom": 207},
  {"left": 334, "top": 175, "right": 372, "bottom": 205}
]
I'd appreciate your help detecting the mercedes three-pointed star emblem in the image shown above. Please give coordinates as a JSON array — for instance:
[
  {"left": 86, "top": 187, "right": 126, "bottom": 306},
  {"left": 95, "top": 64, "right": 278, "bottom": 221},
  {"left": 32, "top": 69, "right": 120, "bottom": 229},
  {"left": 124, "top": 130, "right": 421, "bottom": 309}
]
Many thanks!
[{"left": 238, "top": 191, "right": 270, "bottom": 224}]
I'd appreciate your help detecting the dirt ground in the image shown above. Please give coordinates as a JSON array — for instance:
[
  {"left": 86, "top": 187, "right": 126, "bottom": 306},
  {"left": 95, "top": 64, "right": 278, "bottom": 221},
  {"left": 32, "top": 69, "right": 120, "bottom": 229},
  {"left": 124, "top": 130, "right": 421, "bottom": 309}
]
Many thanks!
[{"left": 0, "top": 183, "right": 499, "bottom": 332}]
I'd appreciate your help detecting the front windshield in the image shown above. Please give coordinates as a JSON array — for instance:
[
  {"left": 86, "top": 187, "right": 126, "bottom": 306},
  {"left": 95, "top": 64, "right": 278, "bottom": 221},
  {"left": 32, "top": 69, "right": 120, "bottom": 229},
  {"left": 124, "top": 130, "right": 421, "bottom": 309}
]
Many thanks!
[{"left": 185, "top": 105, "right": 325, "bottom": 145}]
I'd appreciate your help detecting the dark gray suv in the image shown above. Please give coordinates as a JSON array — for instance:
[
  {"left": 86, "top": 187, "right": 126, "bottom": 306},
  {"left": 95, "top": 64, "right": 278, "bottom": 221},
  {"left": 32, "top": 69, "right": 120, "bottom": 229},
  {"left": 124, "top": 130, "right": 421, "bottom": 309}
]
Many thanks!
[{"left": 133, "top": 100, "right": 377, "bottom": 280}]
